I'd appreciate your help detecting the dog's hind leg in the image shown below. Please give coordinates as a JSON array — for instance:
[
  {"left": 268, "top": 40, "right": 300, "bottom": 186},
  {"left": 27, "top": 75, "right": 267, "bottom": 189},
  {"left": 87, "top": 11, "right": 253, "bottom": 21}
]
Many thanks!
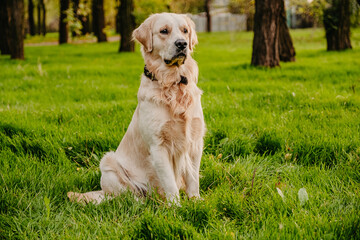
[
  {"left": 67, "top": 152, "right": 128, "bottom": 205},
  {"left": 99, "top": 152, "right": 132, "bottom": 194}
]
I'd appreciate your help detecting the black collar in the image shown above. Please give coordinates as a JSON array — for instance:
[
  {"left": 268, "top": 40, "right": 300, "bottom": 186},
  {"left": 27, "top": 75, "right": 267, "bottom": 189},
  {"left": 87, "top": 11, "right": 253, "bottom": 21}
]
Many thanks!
[{"left": 144, "top": 65, "right": 188, "bottom": 85}]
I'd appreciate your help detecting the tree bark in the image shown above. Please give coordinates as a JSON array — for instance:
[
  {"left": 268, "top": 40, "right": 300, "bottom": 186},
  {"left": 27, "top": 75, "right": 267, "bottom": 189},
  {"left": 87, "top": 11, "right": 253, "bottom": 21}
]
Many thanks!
[
  {"left": 28, "top": 0, "right": 36, "bottom": 36},
  {"left": 92, "top": 0, "right": 107, "bottom": 42},
  {"left": 0, "top": 0, "right": 11, "bottom": 55},
  {"left": 6, "top": 0, "right": 25, "bottom": 59},
  {"left": 279, "top": 0, "right": 295, "bottom": 62},
  {"left": 251, "top": 0, "right": 281, "bottom": 67},
  {"left": 205, "top": 0, "right": 211, "bottom": 32},
  {"left": 119, "top": 0, "right": 135, "bottom": 52},
  {"left": 323, "top": 0, "right": 352, "bottom": 51},
  {"left": 59, "top": 0, "right": 69, "bottom": 44}
]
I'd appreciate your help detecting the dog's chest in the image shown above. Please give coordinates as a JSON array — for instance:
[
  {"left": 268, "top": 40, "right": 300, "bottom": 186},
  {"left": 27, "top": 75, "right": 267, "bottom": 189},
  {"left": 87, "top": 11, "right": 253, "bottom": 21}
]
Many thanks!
[{"left": 159, "top": 116, "right": 203, "bottom": 153}]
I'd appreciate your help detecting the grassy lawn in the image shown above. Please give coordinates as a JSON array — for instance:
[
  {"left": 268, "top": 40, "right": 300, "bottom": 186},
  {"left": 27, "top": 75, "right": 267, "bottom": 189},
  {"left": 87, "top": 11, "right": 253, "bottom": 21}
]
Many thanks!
[{"left": 1, "top": 28, "right": 360, "bottom": 239}]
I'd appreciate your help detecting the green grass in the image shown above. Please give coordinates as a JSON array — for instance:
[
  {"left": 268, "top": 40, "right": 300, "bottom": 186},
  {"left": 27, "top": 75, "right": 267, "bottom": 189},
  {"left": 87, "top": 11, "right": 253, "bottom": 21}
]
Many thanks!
[
  {"left": 1, "top": 28, "right": 360, "bottom": 239},
  {"left": 24, "top": 32, "right": 59, "bottom": 44}
]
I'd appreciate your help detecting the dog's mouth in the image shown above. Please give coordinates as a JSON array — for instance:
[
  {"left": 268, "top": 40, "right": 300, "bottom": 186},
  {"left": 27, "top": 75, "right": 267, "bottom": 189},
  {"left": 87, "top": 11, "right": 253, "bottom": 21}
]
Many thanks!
[{"left": 164, "top": 52, "right": 187, "bottom": 66}]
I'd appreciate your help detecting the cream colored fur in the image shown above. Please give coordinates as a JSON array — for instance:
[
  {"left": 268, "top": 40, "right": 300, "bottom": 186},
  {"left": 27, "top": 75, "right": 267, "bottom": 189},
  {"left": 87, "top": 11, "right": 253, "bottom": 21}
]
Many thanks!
[{"left": 67, "top": 13, "right": 205, "bottom": 205}]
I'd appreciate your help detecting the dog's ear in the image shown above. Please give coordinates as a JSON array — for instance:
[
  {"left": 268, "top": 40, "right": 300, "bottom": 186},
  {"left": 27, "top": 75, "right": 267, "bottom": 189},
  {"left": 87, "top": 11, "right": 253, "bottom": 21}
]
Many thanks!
[
  {"left": 183, "top": 15, "right": 198, "bottom": 51},
  {"left": 132, "top": 15, "right": 156, "bottom": 53}
]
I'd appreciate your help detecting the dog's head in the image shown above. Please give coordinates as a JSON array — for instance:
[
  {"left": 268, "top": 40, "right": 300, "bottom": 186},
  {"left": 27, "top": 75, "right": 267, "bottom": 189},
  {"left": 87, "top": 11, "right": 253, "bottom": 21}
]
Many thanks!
[{"left": 133, "top": 13, "right": 198, "bottom": 67}]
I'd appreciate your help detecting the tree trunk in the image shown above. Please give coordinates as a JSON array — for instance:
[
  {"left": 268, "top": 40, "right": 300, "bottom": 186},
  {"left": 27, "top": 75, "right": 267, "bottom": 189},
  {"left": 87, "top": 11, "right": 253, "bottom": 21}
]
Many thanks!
[
  {"left": 0, "top": 0, "right": 11, "bottom": 55},
  {"left": 59, "top": 0, "right": 69, "bottom": 44},
  {"left": 279, "top": 0, "right": 295, "bottom": 62},
  {"left": 28, "top": 0, "right": 36, "bottom": 36},
  {"left": 92, "top": 0, "right": 107, "bottom": 42},
  {"left": 41, "top": 0, "right": 46, "bottom": 35},
  {"left": 323, "top": 0, "right": 352, "bottom": 51},
  {"left": 37, "top": 2, "right": 41, "bottom": 34},
  {"left": 205, "top": 0, "right": 211, "bottom": 32},
  {"left": 119, "top": 0, "right": 135, "bottom": 52},
  {"left": 6, "top": 0, "right": 25, "bottom": 59},
  {"left": 251, "top": 0, "right": 281, "bottom": 67}
]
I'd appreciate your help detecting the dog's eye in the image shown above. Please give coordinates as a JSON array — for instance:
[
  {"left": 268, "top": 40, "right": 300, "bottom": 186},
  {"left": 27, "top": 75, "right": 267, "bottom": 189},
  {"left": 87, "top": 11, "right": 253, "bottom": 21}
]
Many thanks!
[
  {"left": 184, "top": 28, "right": 188, "bottom": 34},
  {"left": 160, "top": 29, "right": 168, "bottom": 34}
]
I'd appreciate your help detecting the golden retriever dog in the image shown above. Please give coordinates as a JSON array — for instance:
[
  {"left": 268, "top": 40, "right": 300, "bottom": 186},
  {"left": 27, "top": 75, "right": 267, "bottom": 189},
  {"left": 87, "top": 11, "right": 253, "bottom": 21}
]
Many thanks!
[{"left": 68, "top": 13, "right": 205, "bottom": 205}]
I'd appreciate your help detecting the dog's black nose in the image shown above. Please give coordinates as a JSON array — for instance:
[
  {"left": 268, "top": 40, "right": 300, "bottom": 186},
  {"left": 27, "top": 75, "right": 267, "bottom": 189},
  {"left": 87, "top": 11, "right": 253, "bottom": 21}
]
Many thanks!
[{"left": 175, "top": 39, "right": 187, "bottom": 50}]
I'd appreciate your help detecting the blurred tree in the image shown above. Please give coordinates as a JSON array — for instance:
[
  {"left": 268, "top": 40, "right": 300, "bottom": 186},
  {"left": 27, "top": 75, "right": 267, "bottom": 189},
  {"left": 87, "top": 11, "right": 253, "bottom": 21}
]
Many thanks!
[
  {"left": 119, "top": 0, "right": 135, "bottom": 52},
  {"left": 0, "top": 0, "right": 11, "bottom": 55},
  {"left": 59, "top": 0, "right": 69, "bottom": 44},
  {"left": 133, "top": 0, "right": 169, "bottom": 26},
  {"left": 288, "top": 0, "right": 319, "bottom": 27},
  {"left": 0, "top": 0, "right": 25, "bottom": 59},
  {"left": 229, "top": 0, "right": 255, "bottom": 31},
  {"left": 72, "top": 0, "right": 80, "bottom": 37},
  {"left": 115, "top": 0, "right": 120, "bottom": 33},
  {"left": 64, "top": 1, "right": 83, "bottom": 37},
  {"left": 130, "top": 0, "right": 203, "bottom": 28},
  {"left": 80, "top": 0, "right": 91, "bottom": 35},
  {"left": 323, "top": 0, "right": 352, "bottom": 50},
  {"left": 37, "top": 0, "right": 41, "bottom": 34},
  {"left": 353, "top": 0, "right": 360, "bottom": 27},
  {"left": 279, "top": 0, "right": 295, "bottom": 62},
  {"left": 251, "top": 0, "right": 281, "bottom": 67},
  {"left": 92, "top": 0, "right": 107, "bottom": 42},
  {"left": 68, "top": 0, "right": 90, "bottom": 36},
  {"left": 41, "top": 0, "right": 46, "bottom": 35},
  {"left": 28, "top": 0, "right": 36, "bottom": 36},
  {"left": 36, "top": 0, "right": 46, "bottom": 35},
  {"left": 169, "top": 0, "right": 204, "bottom": 14},
  {"left": 205, "top": 0, "right": 211, "bottom": 32}
]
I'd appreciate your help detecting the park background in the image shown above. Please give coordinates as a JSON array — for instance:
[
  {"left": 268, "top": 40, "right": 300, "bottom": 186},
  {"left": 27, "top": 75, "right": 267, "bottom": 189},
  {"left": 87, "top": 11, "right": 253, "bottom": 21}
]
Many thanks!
[{"left": 1, "top": 0, "right": 360, "bottom": 239}]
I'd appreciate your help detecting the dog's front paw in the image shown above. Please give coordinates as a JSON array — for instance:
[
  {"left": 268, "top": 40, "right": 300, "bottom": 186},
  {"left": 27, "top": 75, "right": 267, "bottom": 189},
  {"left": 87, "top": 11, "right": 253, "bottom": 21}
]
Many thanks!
[
  {"left": 190, "top": 195, "right": 204, "bottom": 201},
  {"left": 167, "top": 194, "right": 181, "bottom": 207}
]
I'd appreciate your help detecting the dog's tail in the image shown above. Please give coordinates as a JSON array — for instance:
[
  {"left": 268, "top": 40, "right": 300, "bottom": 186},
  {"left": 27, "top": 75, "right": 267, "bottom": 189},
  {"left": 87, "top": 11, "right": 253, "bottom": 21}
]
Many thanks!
[{"left": 67, "top": 190, "right": 109, "bottom": 204}]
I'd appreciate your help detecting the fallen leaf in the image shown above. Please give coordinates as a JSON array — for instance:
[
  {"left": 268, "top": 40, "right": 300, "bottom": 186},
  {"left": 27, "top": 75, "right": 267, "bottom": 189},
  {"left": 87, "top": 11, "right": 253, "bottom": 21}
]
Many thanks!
[{"left": 298, "top": 188, "right": 309, "bottom": 206}]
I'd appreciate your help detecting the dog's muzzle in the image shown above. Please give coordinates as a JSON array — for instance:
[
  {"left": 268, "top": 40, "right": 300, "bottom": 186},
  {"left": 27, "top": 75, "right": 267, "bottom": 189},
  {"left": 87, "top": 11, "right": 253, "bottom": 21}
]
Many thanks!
[
  {"left": 164, "top": 39, "right": 188, "bottom": 66},
  {"left": 164, "top": 52, "right": 187, "bottom": 66}
]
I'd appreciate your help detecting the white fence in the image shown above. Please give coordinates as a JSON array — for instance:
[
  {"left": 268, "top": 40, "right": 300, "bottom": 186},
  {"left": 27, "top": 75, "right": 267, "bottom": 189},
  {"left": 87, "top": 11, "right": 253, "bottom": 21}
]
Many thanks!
[{"left": 188, "top": 13, "right": 247, "bottom": 32}]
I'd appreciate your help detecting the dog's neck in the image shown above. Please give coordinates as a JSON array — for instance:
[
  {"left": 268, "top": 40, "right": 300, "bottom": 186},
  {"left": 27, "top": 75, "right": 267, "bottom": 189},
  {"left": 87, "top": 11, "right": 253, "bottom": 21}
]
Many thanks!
[
  {"left": 138, "top": 53, "right": 200, "bottom": 117},
  {"left": 144, "top": 65, "right": 188, "bottom": 85},
  {"left": 143, "top": 53, "right": 197, "bottom": 87}
]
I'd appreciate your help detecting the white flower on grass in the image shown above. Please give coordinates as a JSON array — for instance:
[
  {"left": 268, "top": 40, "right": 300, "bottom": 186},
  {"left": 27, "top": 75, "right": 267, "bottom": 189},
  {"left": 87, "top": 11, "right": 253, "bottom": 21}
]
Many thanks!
[{"left": 298, "top": 188, "right": 309, "bottom": 206}]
